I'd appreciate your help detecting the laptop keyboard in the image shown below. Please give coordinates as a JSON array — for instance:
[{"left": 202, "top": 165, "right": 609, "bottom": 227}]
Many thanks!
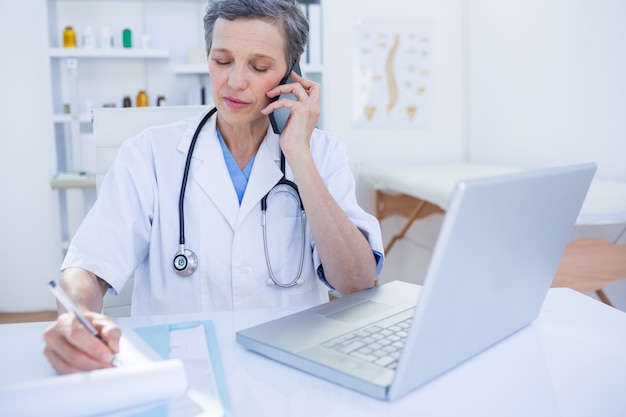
[{"left": 321, "top": 313, "right": 413, "bottom": 370}]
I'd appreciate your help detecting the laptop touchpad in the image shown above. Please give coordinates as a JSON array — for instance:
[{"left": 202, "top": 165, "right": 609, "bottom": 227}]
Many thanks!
[{"left": 321, "top": 300, "right": 393, "bottom": 323}]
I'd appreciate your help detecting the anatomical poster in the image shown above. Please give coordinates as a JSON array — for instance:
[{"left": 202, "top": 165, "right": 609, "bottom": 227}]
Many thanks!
[{"left": 353, "top": 19, "right": 432, "bottom": 128}]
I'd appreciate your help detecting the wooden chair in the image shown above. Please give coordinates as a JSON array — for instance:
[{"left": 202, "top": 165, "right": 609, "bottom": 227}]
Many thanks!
[{"left": 553, "top": 238, "right": 626, "bottom": 306}]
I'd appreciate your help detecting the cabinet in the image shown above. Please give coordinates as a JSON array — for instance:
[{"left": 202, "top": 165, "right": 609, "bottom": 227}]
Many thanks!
[{"left": 46, "top": 0, "right": 323, "bottom": 253}]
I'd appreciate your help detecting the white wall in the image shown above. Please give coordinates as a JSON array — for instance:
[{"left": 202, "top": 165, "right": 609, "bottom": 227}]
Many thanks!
[
  {"left": 468, "top": 0, "right": 626, "bottom": 182},
  {"left": 0, "top": 0, "right": 62, "bottom": 311}
]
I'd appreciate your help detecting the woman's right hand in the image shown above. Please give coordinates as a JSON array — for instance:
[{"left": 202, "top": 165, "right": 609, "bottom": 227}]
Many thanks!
[{"left": 43, "top": 311, "right": 121, "bottom": 374}]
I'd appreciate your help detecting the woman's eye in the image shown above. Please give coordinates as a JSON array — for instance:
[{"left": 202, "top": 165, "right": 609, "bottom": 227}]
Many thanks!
[
  {"left": 213, "top": 59, "right": 230, "bottom": 66},
  {"left": 253, "top": 66, "right": 268, "bottom": 73}
]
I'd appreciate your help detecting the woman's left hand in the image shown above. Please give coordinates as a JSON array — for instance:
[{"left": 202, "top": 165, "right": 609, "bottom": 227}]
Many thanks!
[{"left": 261, "top": 70, "right": 320, "bottom": 159}]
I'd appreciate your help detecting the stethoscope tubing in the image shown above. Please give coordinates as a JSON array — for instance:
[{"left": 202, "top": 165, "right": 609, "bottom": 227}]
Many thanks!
[{"left": 178, "top": 107, "right": 217, "bottom": 246}]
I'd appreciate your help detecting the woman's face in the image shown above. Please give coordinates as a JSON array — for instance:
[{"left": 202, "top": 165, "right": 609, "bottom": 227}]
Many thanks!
[{"left": 208, "top": 18, "right": 289, "bottom": 130}]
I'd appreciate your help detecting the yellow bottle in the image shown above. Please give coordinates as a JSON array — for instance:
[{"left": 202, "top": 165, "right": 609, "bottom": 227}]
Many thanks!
[
  {"left": 63, "top": 26, "right": 76, "bottom": 48},
  {"left": 136, "top": 90, "right": 149, "bottom": 107}
]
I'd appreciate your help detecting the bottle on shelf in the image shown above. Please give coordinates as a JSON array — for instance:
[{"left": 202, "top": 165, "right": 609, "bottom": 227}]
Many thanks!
[
  {"left": 83, "top": 26, "right": 95, "bottom": 49},
  {"left": 141, "top": 34, "right": 151, "bottom": 49},
  {"left": 136, "top": 90, "right": 149, "bottom": 107},
  {"left": 123, "top": 28, "right": 132, "bottom": 48},
  {"left": 100, "top": 26, "right": 113, "bottom": 49},
  {"left": 63, "top": 26, "right": 76, "bottom": 48}
]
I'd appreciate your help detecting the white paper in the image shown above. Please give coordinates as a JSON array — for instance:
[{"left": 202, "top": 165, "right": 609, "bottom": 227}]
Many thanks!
[
  {"left": 0, "top": 330, "right": 188, "bottom": 417},
  {"left": 0, "top": 359, "right": 186, "bottom": 417}
]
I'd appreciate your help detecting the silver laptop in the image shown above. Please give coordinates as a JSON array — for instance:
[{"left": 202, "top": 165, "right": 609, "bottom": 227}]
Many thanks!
[{"left": 236, "top": 163, "right": 596, "bottom": 401}]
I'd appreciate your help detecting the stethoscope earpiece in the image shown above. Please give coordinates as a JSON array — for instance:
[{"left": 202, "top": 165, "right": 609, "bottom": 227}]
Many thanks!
[{"left": 173, "top": 247, "right": 198, "bottom": 277}]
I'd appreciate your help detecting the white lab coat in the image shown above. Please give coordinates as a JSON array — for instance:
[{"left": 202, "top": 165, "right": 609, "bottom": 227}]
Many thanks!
[{"left": 62, "top": 109, "right": 384, "bottom": 316}]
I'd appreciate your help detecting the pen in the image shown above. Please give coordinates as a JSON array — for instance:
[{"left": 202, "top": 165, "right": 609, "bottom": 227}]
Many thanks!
[{"left": 47, "top": 280, "right": 121, "bottom": 367}]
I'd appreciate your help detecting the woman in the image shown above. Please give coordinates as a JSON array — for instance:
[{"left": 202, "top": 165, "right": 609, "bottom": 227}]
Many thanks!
[{"left": 43, "top": 0, "right": 384, "bottom": 374}]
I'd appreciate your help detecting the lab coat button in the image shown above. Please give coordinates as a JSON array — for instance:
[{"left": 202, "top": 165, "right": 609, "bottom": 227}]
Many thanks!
[{"left": 240, "top": 266, "right": 252, "bottom": 275}]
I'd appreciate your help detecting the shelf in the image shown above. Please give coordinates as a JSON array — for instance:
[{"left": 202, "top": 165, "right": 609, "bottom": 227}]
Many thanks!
[
  {"left": 49, "top": 48, "right": 170, "bottom": 59},
  {"left": 50, "top": 172, "right": 96, "bottom": 189},
  {"left": 52, "top": 113, "right": 92, "bottom": 124},
  {"left": 173, "top": 64, "right": 208, "bottom": 75}
]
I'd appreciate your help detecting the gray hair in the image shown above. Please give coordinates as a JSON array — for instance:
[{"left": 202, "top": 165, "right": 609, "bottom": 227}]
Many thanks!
[{"left": 203, "top": 0, "right": 309, "bottom": 72}]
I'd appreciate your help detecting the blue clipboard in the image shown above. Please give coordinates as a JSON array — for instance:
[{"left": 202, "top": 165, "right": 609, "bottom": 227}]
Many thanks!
[{"left": 132, "top": 320, "right": 232, "bottom": 417}]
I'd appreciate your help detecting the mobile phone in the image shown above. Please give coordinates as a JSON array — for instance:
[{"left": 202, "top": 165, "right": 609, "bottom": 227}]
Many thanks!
[{"left": 269, "top": 61, "right": 302, "bottom": 134}]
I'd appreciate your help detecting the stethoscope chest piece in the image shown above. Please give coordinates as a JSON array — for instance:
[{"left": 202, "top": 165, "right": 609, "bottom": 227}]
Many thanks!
[{"left": 173, "top": 247, "right": 198, "bottom": 277}]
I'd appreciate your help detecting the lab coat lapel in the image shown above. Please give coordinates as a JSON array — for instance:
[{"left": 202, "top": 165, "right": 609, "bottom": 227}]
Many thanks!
[
  {"left": 238, "top": 132, "right": 283, "bottom": 228},
  {"left": 177, "top": 112, "right": 239, "bottom": 229}
]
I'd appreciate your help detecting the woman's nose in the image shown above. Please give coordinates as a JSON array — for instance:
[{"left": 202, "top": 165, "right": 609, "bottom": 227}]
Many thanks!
[{"left": 228, "top": 66, "right": 248, "bottom": 90}]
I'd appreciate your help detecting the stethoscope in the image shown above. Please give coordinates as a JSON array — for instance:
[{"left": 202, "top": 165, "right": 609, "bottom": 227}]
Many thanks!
[{"left": 172, "top": 107, "right": 306, "bottom": 287}]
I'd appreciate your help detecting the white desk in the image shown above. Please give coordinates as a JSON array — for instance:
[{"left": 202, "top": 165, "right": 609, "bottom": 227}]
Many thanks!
[{"left": 1, "top": 288, "right": 625, "bottom": 417}]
